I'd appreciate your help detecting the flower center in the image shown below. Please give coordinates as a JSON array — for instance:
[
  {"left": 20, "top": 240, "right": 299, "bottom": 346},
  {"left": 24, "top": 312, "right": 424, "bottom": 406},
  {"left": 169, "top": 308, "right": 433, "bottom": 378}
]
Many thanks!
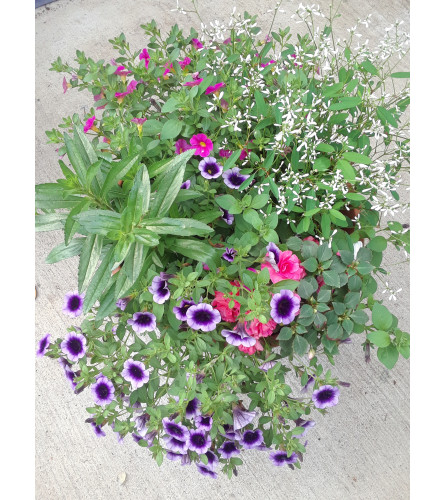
[
  {"left": 193, "top": 309, "right": 213, "bottom": 324},
  {"left": 228, "top": 173, "right": 244, "bottom": 186},
  {"left": 277, "top": 297, "right": 292, "bottom": 317},
  {"left": 167, "top": 422, "right": 183, "bottom": 437},
  {"left": 244, "top": 431, "right": 257, "bottom": 443},
  {"left": 192, "top": 434, "right": 206, "bottom": 447},
  {"left": 97, "top": 383, "right": 110, "bottom": 399},
  {"left": 136, "top": 314, "right": 152, "bottom": 326},
  {"left": 68, "top": 295, "right": 80, "bottom": 311},
  {"left": 68, "top": 337, "right": 82, "bottom": 354},
  {"left": 200, "top": 141, "right": 207, "bottom": 147},
  {"left": 129, "top": 364, "right": 144, "bottom": 380},
  {"left": 317, "top": 388, "right": 334, "bottom": 402}
]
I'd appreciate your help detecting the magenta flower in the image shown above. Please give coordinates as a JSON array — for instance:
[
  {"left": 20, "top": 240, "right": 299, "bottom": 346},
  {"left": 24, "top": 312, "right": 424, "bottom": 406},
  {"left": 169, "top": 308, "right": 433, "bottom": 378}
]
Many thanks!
[
  {"left": 260, "top": 59, "right": 276, "bottom": 68},
  {"left": 175, "top": 139, "right": 192, "bottom": 155},
  {"left": 94, "top": 92, "right": 106, "bottom": 110},
  {"left": 191, "top": 38, "right": 203, "bottom": 49},
  {"left": 131, "top": 117, "right": 147, "bottom": 126},
  {"left": 179, "top": 57, "right": 191, "bottom": 69},
  {"left": 62, "top": 77, "right": 68, "bottom": 94},
  {"left": 183, "top": 78, "right": 203, "bottom": 87},
  {"left": 114, "top": 65, "right": 132, "bottom": 77},
  {"left": 205, "top": 82, "right": 226, "bottom": 95},
  {"left": 163, "top": 61, "right": 174, "bottom": 77},
  {"left": 115, "top": 80, "right": 138, "bottom": 99},
  {"left": 83, "top": 116, "right": 96, "bottom": 133},
  {"left": 190, "top": 134, "right": 213, "bottom": 157},
  {"left": 139, "top": 48, "right": 150, "bottom": 68}
]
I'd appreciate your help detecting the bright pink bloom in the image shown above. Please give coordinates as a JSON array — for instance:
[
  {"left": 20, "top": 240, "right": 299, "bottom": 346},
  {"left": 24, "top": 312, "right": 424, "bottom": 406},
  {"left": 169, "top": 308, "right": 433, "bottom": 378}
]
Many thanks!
[
  {"left": 220, "top": 98, "right": 229, "bottom": 112},
  {"left": 183, "top": 78, "right": 203, "bottom": 87},
  {"left": 114, "top": 65, "right": 132, "bottom": 77},
  {"left": 238, "top": 339, "right": 264, "bottom": 355},
  {"left": 94, "top": 91, "right": 106, "bottom": 110},
  {"left": 139, "top": 48, "right": 150, "bottom": 68},
  {"left": 179, "top": 57, "right": 191, "bottom": 69},
  {"left": 115, "top": 80, "right": 137, "bottom": 98},
  {"left": 62, "top": 77, "right": 68, "bottom": 94},
  {"left": 261, "top": 250, "right": 306, "bottom": 284},
  {"left": 219, "top": 148, "right": 249, "bottom": 160},
  {"left": 260, "top": 59, "right": 276, "bottom": 68},
  {"left": 175, "top": 139, "right": 192, "bottom": 155},
  {"left": 131, "top": 118, "right": 147, "bottom": 126},
  {"left": 190, "top": 134, "right": 213, "bottom": 157},
  {"left": 163, "top": 62, "right": 173, "bottom": 77},
  {"left": 102, "top": 137, "right": 110, "bottom": 144},
  {"left": 205, "top": 82, "right": 226, "bottom": 95},
  {"left": 191, "top": 38, "right": 203, "bottom": 49},
  {"left": 303, "top": 236, "right": 319, "bottom": 244},
  {"left": 84, "top": 116, "right": 96, "bottom": 133},
  {"left": 245, "top": 318, "right": 277, "bottom": 339},
  {"left": 211, "top": 291, "right": 240, "bottom": 323}
]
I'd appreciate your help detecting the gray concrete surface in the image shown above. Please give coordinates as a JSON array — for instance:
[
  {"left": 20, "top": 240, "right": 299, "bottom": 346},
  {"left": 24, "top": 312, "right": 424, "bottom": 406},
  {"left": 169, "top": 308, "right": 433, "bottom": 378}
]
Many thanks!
[{"left": 35, "top": 1, "right": 410, "bottom": 498}]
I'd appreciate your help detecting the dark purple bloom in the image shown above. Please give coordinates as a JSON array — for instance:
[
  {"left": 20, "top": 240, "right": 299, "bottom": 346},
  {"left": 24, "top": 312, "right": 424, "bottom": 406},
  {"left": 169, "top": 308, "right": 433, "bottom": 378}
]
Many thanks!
[
  {"left": 220, "top": 208, "right": 234, "bottom": 225},
  {"left": 189, "top": 430, "right": 212, "bottom": 454},
  {"left": 186, "top": 303, "right": 221, "bottom": 332},
  {"left": 233, "top": 405, "right": 257, "bottom": 430},
  {"left": 266, "top": 242, "right": 281, "bottom": 267},
  {"left": 221, "top": 324, "right": 256, "bottom": 348},
  {"left": 197, "top": 464, "right": 217, "bottom": 478},
  {"left": 312, "top": 385, "right": 340, "bottom": 409},
  {"left": 122, "top": 359, "right": 150, "bottom": 389},
  {"left": 218, "top": 441, "right": 240, "bottom": 459},
  {"left": 270, "top": 450, "right": 298, "bottom": 466},
  {"left": 198, "top": 157, "right": 223, "bottom": 179},
  {"left": 301, "top": 376, "right": 315, "bottom": 393},
  {"left": 91, "top": 422, "right": 106, "bottom": 437},
  {"left": 222, "top": 167, "right": 248, "bottom": 189},
  {"left": 91, "top": 375, "right": 115, "bottom": 406},
  {"left": 149, "top": 275, "right": 170, "bottom": 304},
  {"left": 195, "top": 414, "right": 213, "bottom": 431},
  {"left": 60, "top": 331, "right": 87, "bottom": 362},
  {"left": 116, "top": 297, "right": 130, "bottom": 311},
  {"left": 173, "top": 299, "right": 195, "bottom": 321},
  {"left": 293, "top": 419, "right": 316, "bottom": 438},
  {"left": 127, "top": 312, "right": 156, "bottom": 333},
  {"left": 62, "top": 291, "right": 85, "bottom": 318},
  {"left": 222, "top": 247, "right": 237, "bottom": 262},
  {"left": 36, "top": 334, "right": 51, "bottom": 357},
  {"left": 259, "top": 361, "right": 277, "bottom": 372},
  {"left": 163, "top": 435, "right": 190, "bottom": 453},
  {"left": 162, "top": 417, "right": 190, "bottom": 440},
  {"left": 133, "top": 413, "right": 150, "bottom": 437},
  {"left": 185, "top": 397, "right": 201, "bottom": 419},
  {"left": 221, "top": 425, "right": 242, "bottom": 441},
  {"left": 58, "top": 358, "right": 77, "bottom": 390},
  {"left": 203, "top": 450, "right": 218, "bottom": 469},
  {"left": 166, "top": 451, "right": 185, "bottom": 461},
  {"left": 180, "top": 180, "right": 191, "bottom": 189},
  {"left": 270, "top": 289, "right": 301, "bottom": 325},
  {"left": 240, "top": 429, "right": 264, "bottom": 449}
]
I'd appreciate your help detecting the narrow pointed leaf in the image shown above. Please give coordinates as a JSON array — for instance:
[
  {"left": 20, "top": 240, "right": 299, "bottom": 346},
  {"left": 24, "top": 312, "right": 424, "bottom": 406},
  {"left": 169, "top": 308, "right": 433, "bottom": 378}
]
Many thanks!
[
  {"left": 100, "top": 152, "right": 141, "bottom": 199},
  {"left": 46, "top": 237, "right": 85, "bottom": 264},
  {"left": 83, "top": 244, "right": 115, "bottom": 312},
  {"left": 78, "top": 234, "right": 103, "bottom": 293}
]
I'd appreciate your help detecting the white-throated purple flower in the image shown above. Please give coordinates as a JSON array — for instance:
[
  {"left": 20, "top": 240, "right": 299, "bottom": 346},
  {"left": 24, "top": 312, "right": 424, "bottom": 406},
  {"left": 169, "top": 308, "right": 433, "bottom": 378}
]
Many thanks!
[
  {"left": 91, "top": 375, "right": 115, "bottom": 406},
  {"left": 269, "top": 450, "right": 298, "bottom": 466},
  {"left": 185, "top": 397, "right": 201, "bottom": 419},
  {"left": 240, "top": 429, "right": 264, "bottom": 449},
  {"left": 233, "top": 405, "right": 257, "bottom": 430},
  {"left": 173, "top": 299, "right": 195, "bottom": 321},
  {"left": 162, "top": 417, "right": 190, "bottom": 441},
  {"left": 149, "top": 275, "right": 171, "bottom": 304},
  {"left": 195, "top": 414, "right": 213, "bottom": 431},
  {"left": 127, "top": 312, "right": 156, "bottom": 333},
  {"left": 222, "top": 247, "right": 237, "bottom": 262},
  {"left": 62, "top": 291, "right": 85, "bottom": 318},
  {"left": 60, "top": 331, "right": 87, "bottom": 362},
  {"left": 91, "top": 422, "right": 106, "bottom": 437},
  {"left": 312, "top": 385, "right": 340, "bottom": 409},
  {"left": 270, "top": 289, "right": 301, "bottom": 325},
  {"left": 293, "top": 419, "right": 316, "bottom": 438},
  {"left": 220, "top": 425, "right": 242, "bottom": 441},
  {"left": 133, "top": 413, "right": 150, "bottom": 437},
  {"left": 186, "top": 303, "right": 221, "bottom": 332},
  {"left": 58, "top": 358, "right": 78, "bottom": 390},
  {"left": 265, "top": 242, "right": 281, "bottom": 271},
  {"left": 180, "top": 179, "right": 191, "bottom": 189},
  {"left": 220, "top": 208, "right": 234, "bottom": 225},
  {"left": 164, "top": 435, "right": 190, "bottom": 453},
  {"left": 166, "top": 451, "right": 185, "bottom": 461},
  {"left": 259, "top": 361, "right": 277, "bottom": 372},
  {"left": 202, "top": 450, "right": 218, "bottom": 470},
  {"left": 116, "top": 297, "right": 130, "bottom": 311},
  {"left": 188, "top": 430, "right": 212, "bottom": 454},
  {"left": 222, "top": 167, "right": 248, "bottom": 189},
  {"left": 36, "top": 334, "right": 51, "bottom": 357},
  {"left": 301, "top": 376, "right": 315, "bottom": 394},
  {"left": 197, "top": 464, "right": 217, "bottom": 479},
  {"left": 122, "top": 359, "right": 150, "bottom": 390},
  {"left": 221, "top": 324, "right": 256, "bottom": 348},
  {"left": 198, "top": 157, "right": 223, "bottom": 179},
  {"left": 218, "top": 441, "right": 240, "bottom": 459}
]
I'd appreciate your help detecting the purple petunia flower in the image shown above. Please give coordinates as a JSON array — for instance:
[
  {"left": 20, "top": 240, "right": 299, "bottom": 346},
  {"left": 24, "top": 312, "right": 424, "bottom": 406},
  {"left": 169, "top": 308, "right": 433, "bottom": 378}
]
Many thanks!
[
  {"left": 91, "top": 375, "right": 115, "bottom": 406},
  {"left": 293, "top": 419, "right": 316, "bottom": 438},
  {"left": 60, "top": 331, "right": 87, "bottom": 362},
  {"left": 149, "top": 275, "right": 171, "bottom": 304},
  {"left": 58, "top": 358, "right": 78, "bottom": 390},
  {"left": 133, "top": 413, "right": 150, "bottom": 437},
  {"left": 62, "top": 291, "right": 85, "bottom": 318},
  {"left": 202, "top": 450, "right": 218, "bottom": 470},
  {"left": 188, "top": 430, "right": 212, "bottom": 454},
  {"left": 185, "top": 397, "right": 201, "bottom": 419},
  {"left": 195, "top": 414, "right": 213, "bottom": 431},
  {"left": 259, "top": 361, "right": 278, "bottom": 372},
  {"left": 312, "top": 385, "right": 340, "bottom": 409},
  {"left": 180, "top": 180, "right": 191, "bottom": 189},
  {"left": 166, "top": 451, "right": 186, "bottom": 461},
  {"left": 197, "top": 464, "right": 217, "bottom": 478},
  {"left": 186, "top": 303, "right": 221, "bottom": 332},
  {"left": 218, "top": 441, "right": 240, "bottom": 459},
  {"left": 162, "top": 417, "right": 190, "bottom": 441},
  {"left": 198, "top": 157, "right": 223, "bottom": 179},
  {"left": 122, "top": 359, "right": 150, "bottom": 389},
  {"left": 220, "top": 208, "right": 234, "bottom": 225},
  {"left": 91, "top": 422, "right": 106, "bottom": 437},
  {"left": 240, "top": 429, "right": 264, "bottom": 449},
  {"left": 221, "top": 325, "right": 256, "bottom": 348},
  {"left": 269, "top": 450, "right": 298, "bottom": 466},
  {"left": 222, "top": 247, "right": 237, "bottom": 262},
  {"left": 270, "top": 289, "right": 301, "bottom": 325},
  {"left": 222, "top": 167, "right": 249, "bottom": 189},
  {"left": 301, "top": 375, "right": 315, "bottom": 393},
  {"left": 36, "top": 334, "right": 51, "bottom": 357},
  {"left": 127, "top": 312, "right": 157, "bottom": 333},
  {"left": 233, "top": 405, "right": 257, "bottom": 430},
  {"left": 266, "top": 242, "right": 281, "bottom": 268},
  {"left": 173, "top": 299, "right": 195, "bottom": 321},
  {"left": 164, "top": 435, "right": 190, "bottom": 453},
  {"left": 116, "top": 297, "right": 130, "bottom": 311}
]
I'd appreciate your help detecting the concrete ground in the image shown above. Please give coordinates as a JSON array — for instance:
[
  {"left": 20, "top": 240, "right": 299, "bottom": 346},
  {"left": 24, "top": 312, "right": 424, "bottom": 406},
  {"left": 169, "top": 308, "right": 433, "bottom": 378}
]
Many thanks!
[{"left": 35, "top": 1, "right": 410, "bottom": 498}]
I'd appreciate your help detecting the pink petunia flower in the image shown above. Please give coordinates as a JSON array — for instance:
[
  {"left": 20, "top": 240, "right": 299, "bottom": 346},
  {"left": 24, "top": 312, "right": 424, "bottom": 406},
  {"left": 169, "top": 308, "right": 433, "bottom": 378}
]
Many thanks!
[
  {"left": 84, "top": 116, "right": 96, "bottom": 133},
  {"left": 114, "top": 65, "right": 132, "bottom": 77},
  {"left": 245, "top": 318, "right": 277, "bottom": 339},
  {"left": 179, "top": 57, "right": 191, "bottom": 69},
  {"left": 183, "top": 78, "right": 203, "bottom": 87},
  {"left": 205, "top": 82, "right": 226, "bottom": 95},
  {"left": 139, "top": 48, "right": 150, "bottom": 68},
  {"left": 303, "top": 236, "right": 319, "bottom": 244},
  {"left": 211, "top": 291, "right": 240, "bottom": 323},
  {"left": 115, "top": 80, "right": 138, "bottom": 99},
  {"left": 175, "top": 139, "right": 192, "bottom": 155},
  {"left": 131, "top": 118, "right": 147, "bottom": 126},
  {"left": 62, "top": 77, "right": 69, "bottom": 94},
  {"left": 191, "top": 38, "right": 203, "bottom": 49},
  {"left": 163, "top": 61, "right": 174, "bottom": 78},
  {"left": 261, "top": 250, "right": 306, "bottom": 284},
  {"left": 190, "top": 134, "right": 213, "bottom": 157},
  {"left": 238, "top": 339, "right": 264, "bottom": 355}
]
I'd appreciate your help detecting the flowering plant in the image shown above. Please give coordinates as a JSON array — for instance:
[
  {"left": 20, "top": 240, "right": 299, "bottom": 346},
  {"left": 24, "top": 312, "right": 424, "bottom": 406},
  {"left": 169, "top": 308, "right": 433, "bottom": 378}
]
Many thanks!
[{"left": 36, "top": 2, "right": 410, "bottom": 478}]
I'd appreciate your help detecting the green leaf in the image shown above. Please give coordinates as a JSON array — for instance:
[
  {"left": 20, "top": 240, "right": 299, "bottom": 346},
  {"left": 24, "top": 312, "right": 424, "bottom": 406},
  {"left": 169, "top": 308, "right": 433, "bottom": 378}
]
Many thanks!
[
  {"left": 327, "top": 323, "right": 343, "bottom": 339},
  {"left": 223, "top": 150, "right": 242, "bottom": 171},
  {"left": 125, "top": 165, "right": 151, "bottom": 226},
  {"left": 342, "top": 152, "right": 372, "bottom": 165},
  {"left": 372, "top": 303, "right": 393, "bottom": 331},
  {"left": 64, "top": 133, "right": 87, "bottom": 185},
  {"left": 250, "top": 193, "right": 269, "bottom": 209},
  {"left": 315, "top": 143, "right": 335, "bottom": 153},
  {"left": 367, "top": 330, "right": 391, "bottom": 348},
  {"left": 142, "top": 217, "right": 213, "bottom": 236},
  {"left": 254, "top": 90, "right": 267, "bottom": 116},
  {"left": 360, "top": 59, "right": 379, "bottom": 76},
  {"left": 78, "top": 234, "right": 104, "bottom": 293},
  {"left": 96, "top": 283, "right": 118, "bottom": 320},
  {"left": 160, "top": 119, "right": 183, "bottom": 140},
  {"left": 390, "top": 72, "right": 410, "bottom": 78},
  {"left": 35, "top": 213, "right": 67, "bottom": 232},
  {"left": 83, "top": 244, "right": 115, "bottom": 312},
  {"left": 377, "top": 106, "right": 398, "bottom": 128},
  {"left": 321, "top": 213, "right": 331, "bottom": 240},
  {"left": 367, "top": 236, "right": 387, "bottom": 252},
  {"left": 75, "top": 210, "right": 121, "bottom": 236},
  {"left": 161, "top": 97, "right": 180, "bottom": 113},
  {"left": 100, "top": 152, "right": 141, "bottom": 199},
  {"left": 314, "top": 156, "right": 330, "bottom": 172},
  {"left": 35, "top": 184, "right": 83, "bottom": 210},
  {"left": 329, "top": 209, "right": 346, "bottom": 222},
  {"left": 169, "top": 238, "right": 216, "bottom": 263},
  {"left": 317, "top": 244, "right": 333, "bottom": 262},
  {"left": 328, "top": 97, "right": 361, "bottom": 110},
  {"left": 271, "top": 280, "right": 300, "bottom": 292},
  {"left": 64, "top": 198, "right": 91, "bottom": 245},
  {"left": 297, "top": 278, "right": 317, "bottom": 299},
  {"left": 302, "top": 257, "right": 318, "bottom": 272},
  {"left": 323, "top": 270, "right": 340, "bottom": 288},
  {"left": 133, "top": 228, "right": 160, "bottom": 247},
  {"left": 336, "top": 159, "right": 356, "bottom": 181},
  {"left": 350, "top": 309, "right": 368, "bottom": 324},
  {"left": 293, "top": 335, "right": 309, "bottom": 356},
  {"left": 46, "top": 237, "right": 85, "bottom": 264},
  {"left": 277, "top": 327, "right": 293, "bottom": 340},
  {"left": 243, "top": 209, "right": 263, "bottom": 230},
  {"left": 215, "top": 194, "right": 237, "bottom": 211},
  {"left": 377, "top": 344, "right": 399, "bottom": 369}
]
